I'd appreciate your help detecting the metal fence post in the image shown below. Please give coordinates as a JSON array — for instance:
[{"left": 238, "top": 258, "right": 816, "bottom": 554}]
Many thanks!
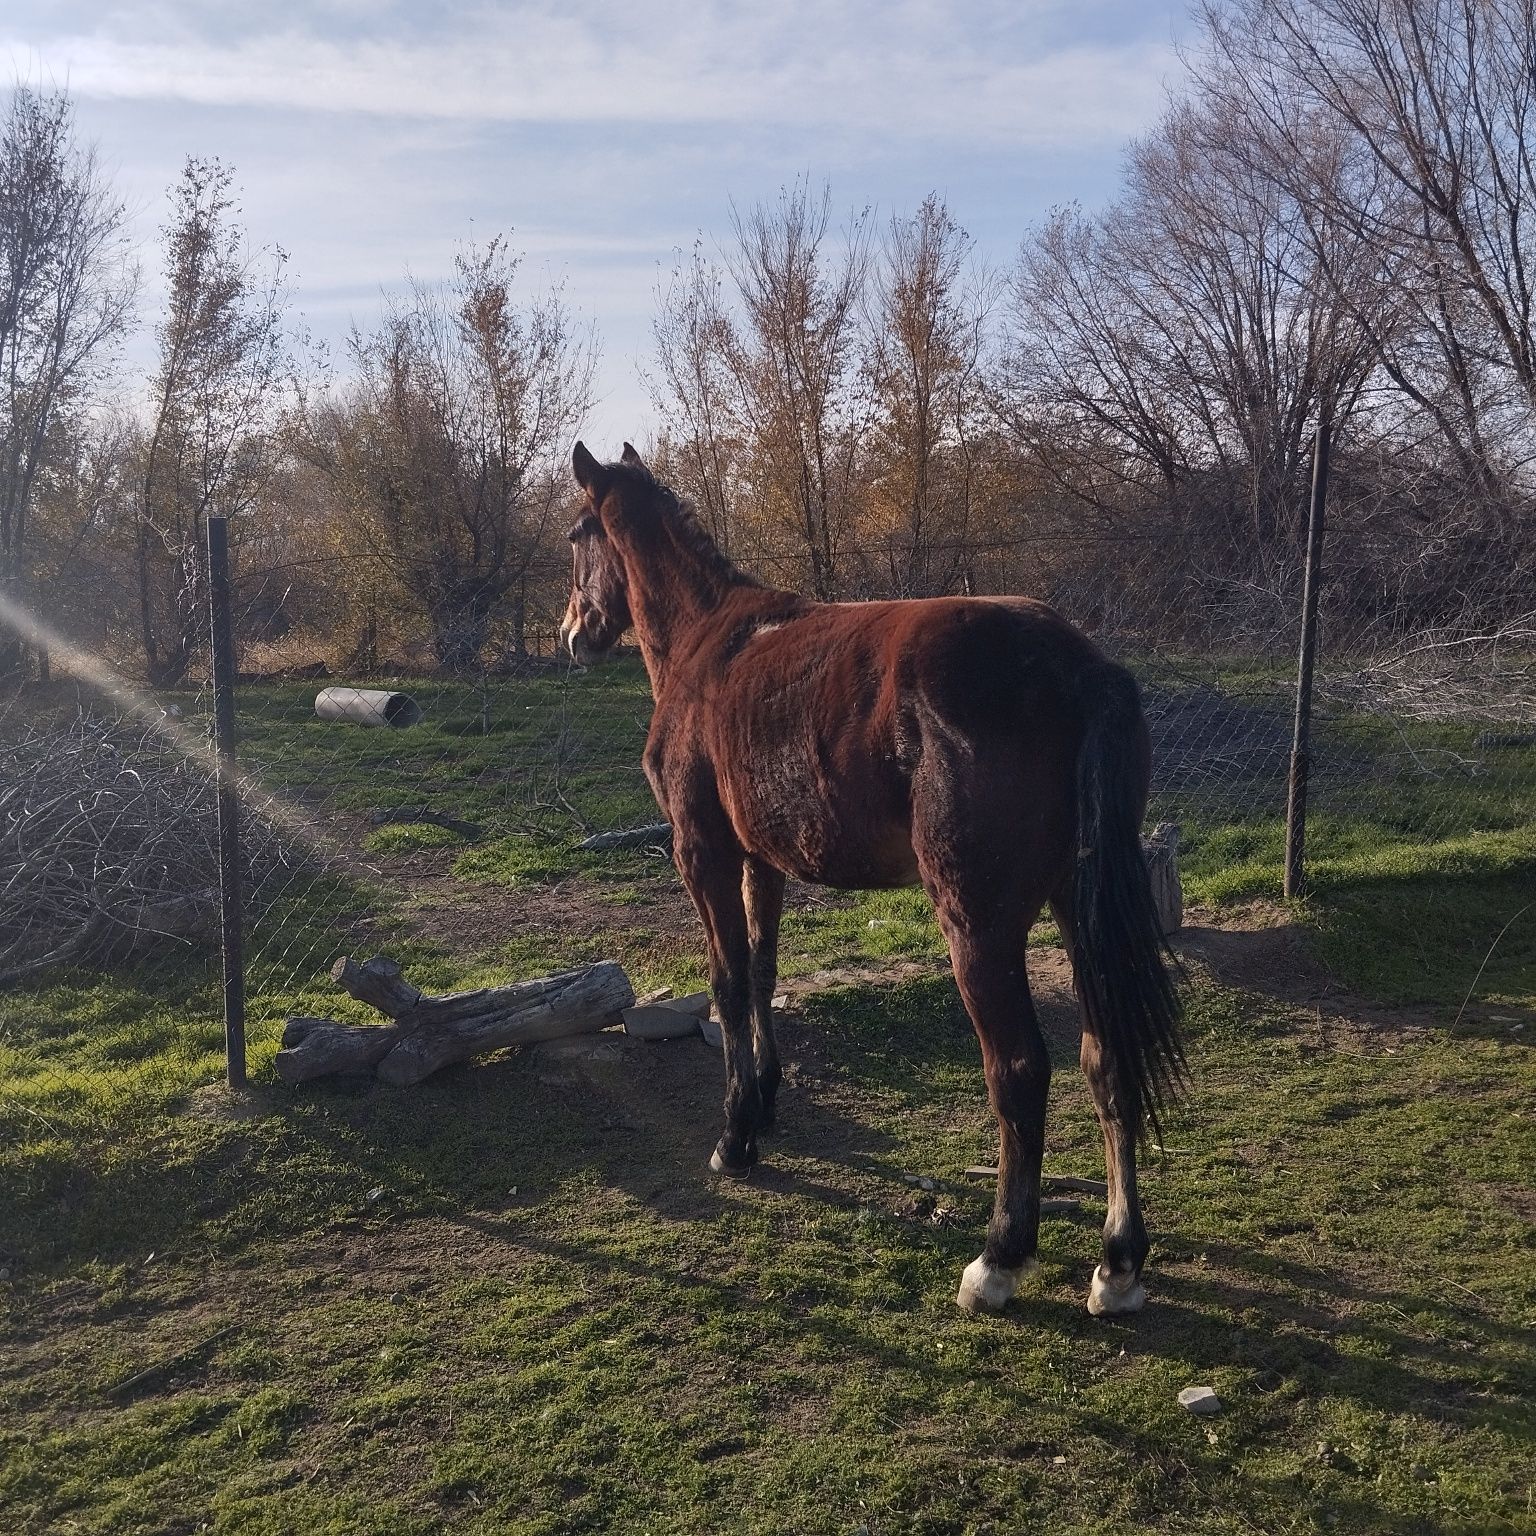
[
  {"left": 206, "top": 515, "right": 247, "bottom": 1088},
  {"left": 1285, "top": 419, "right": 1332, "bottom": 899}
]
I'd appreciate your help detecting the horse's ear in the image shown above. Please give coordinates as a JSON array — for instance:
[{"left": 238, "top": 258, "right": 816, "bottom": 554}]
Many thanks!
[
  {"left": 620, "top": 441, "right": 646, "bottom": 471},
  {"left": 572, "top": 441, "right": 608, "bottom": 497}
]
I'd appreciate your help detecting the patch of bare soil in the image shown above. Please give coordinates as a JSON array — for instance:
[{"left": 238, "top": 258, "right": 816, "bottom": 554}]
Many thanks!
[
  {"left": 405, "top": 861, "right": 701, "bottom": 957},
  {"left": 1171, "top": 899, "right": 1536, "bottom": 1047}
]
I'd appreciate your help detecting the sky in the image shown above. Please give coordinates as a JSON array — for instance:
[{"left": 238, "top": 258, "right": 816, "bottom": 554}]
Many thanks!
[{"left": 4, "top": 1, "right": 1191, "bottom": 446}]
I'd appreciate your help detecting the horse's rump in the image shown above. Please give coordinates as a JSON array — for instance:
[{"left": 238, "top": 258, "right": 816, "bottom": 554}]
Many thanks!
[{"left": 688, "top": 593, "right": 1101, "bottom": 890}]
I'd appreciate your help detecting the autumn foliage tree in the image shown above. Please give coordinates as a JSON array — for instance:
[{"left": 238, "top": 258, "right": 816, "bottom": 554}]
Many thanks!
[{"left": 314, "top": 239, "right": 594, "bottom": 672}]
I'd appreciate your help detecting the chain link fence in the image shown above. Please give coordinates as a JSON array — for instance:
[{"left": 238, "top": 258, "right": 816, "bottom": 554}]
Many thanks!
[{"left": 2, "top": 510, "right": 1533, "bottom": 1137}]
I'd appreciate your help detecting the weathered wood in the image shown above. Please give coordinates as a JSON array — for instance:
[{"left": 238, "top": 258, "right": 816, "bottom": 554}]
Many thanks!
[
  {"left": 367, "top": 806, "right": 483, "bottom": 840},
  {"left": 1043, "top": 1174, "right": 1109, "bottom": 1196},
  {"left": 578, "top": 822, "right": 673, "bottom": 852},
  {"left": 277, "top": 957, "right": 635, "bottom": 1086},
  {"left": 1143, "top": 822, "right": 1184, "bottom": 937},
  {"left": 961, "top": 1167, "right": 1109, "bottom": 1197},
  {"left": 380, "top": 964, "right": 635, "bottom": 1086},
  {"left": 275, "top": 1016, "right": 406, "bottom": 1082},
  {"left": 331, "top": 955, "right": 423, "bottom": 1019}
]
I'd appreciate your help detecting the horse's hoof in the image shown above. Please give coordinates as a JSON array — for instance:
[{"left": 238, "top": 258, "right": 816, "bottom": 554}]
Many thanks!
[
  {"left": 1087, "top": 1265, "right": 1146, "bottom": 1317},
  {"left": 709, "top": 1144, "right": 754, "bottom": 1179},
  {"left": 955, "top": 1256, "right": 1037, "bottom": 1314}
]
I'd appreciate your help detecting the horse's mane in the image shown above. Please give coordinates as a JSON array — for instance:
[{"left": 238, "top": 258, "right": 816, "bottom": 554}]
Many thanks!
[{"left": 612, "top": 460, "right": 763, "bottom": 590}]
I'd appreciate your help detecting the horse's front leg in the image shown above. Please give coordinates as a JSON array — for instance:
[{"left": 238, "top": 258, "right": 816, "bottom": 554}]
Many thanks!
[
  {"left": 675, "top": 835, "right": 760, "bottom": 1176},
  {"left": 743, "top": 857, "right": 786, "bottom": 1132}
]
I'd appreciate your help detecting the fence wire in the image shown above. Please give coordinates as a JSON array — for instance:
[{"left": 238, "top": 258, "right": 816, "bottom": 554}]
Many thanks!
[{"left": 2, "top": 522, "right": 1533, "bottom": 1139}]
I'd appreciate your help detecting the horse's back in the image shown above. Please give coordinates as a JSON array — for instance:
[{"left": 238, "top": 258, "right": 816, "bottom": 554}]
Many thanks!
[{"left": 654, "top": 592, "right": 1100, "bottom": 890}]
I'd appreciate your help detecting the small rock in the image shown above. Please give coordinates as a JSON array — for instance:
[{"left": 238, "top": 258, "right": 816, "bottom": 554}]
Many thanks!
[
  {"left": 366, "top": 1186, "right": 386, "bottom": 1202},
  {"left": 918, "top": 1177, "right": 936, "bottom": 1191},
  {"left": 657, "top": 991, "right": 712, "bottom": 1019},
  {"left": 1177, "top": 1385, "right": 1222, "bottom": 1415},
  {"left": 699, "top": 1016, "right": 723, "bottom": 1048},
  {"left": 622, "top": 1004, "right": 701, "bottom": 1041},
  {"left": 867, "top": 918, "right": 890, "bottom": 929},
  {"left": 771, "top": 992, "right": 790, "bottom": 1010}
]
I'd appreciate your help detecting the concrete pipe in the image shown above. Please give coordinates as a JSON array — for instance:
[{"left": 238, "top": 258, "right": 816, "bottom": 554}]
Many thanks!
[{"left": 314, "top": 686, "right": 424, "bottom": 728}]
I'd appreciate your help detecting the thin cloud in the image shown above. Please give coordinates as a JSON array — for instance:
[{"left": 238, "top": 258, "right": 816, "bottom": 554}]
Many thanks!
[{"left": 5, "top": 5, "right": 1177, "bottom": 147}]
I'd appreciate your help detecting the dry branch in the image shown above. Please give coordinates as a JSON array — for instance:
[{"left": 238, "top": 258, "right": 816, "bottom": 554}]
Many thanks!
[
  {"left": 367, "top": 806, "right": 483, "bottom": 840},
  {"left": 276, "top": 954, "right": 635, "bottom": 1085},
  {"left": 0, "top": 710, "right": 287, "bottom": 985}
]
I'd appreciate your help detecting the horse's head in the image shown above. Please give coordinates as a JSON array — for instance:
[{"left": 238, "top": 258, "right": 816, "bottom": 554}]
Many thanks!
[{"left": 561, "top": 440, "right": 639, "bottom": 663}]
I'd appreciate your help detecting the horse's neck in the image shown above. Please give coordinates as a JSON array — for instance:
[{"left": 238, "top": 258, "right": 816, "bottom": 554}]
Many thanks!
[{"left": 622, "top": 525, "right": 734, "bottom": 692}]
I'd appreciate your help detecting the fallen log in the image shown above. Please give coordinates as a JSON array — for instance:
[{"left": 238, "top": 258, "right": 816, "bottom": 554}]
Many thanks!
[
  {"left": 578, "top": 823, "right": 673, "bottom": 852},
  {"left": 368, "top": 807, "right": 483, "bottom": 841},
  {"left": 276, "top": 955, "right": 635, "bottom": 1086}
]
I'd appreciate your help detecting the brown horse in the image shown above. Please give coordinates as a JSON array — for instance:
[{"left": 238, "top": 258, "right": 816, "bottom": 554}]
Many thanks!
[{"left": 563, "top": 442, "right": 1183, "bottom": 1317}]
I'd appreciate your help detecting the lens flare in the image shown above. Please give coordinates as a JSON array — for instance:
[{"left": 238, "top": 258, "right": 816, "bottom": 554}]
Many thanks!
[{"left": 0, "top": 591, "right": 325, "bottom": 851}]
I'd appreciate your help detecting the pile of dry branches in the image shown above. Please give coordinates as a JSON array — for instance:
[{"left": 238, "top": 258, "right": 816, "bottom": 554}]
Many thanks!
[
  {"left": 1321, "top": 614, "right": 1536, "bottom": 726},
  {"left": 0, "top": 710, "right": 282, "bottom": 986}
]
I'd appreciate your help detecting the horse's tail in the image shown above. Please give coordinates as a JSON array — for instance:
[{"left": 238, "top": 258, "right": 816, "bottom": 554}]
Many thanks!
[{"left": 1071, "top": 661, "right": 1185, "bottom": 1142}]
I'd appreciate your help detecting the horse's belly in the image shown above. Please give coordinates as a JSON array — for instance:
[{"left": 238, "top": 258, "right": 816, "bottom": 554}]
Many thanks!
[{"left": 729, "top": 774, "right": 919, "bottom": 889}]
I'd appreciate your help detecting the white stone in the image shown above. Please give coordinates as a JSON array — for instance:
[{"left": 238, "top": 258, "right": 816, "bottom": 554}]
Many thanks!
[{"left": 1177, "top": 1386, "right": 1222, "bottom": 1415}]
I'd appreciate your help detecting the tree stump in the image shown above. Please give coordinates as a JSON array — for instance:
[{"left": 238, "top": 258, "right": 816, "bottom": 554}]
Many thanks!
[{"left": 276, "top": 955, "right": 635, "bottom": 1086}]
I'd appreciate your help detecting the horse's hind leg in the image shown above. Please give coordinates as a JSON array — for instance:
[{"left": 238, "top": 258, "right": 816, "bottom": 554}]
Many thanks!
[
  {"left": 743, "top": 858, "right": 785, "bottom": 1131},
  {"left": 1052, "top": 894, "right": 1149, "bottom": 1316},
  {"left": 935, "top": 903, "right": 1051, "bottom": 1314}
]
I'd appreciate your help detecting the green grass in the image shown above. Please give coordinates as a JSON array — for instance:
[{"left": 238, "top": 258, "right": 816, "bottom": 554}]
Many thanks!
[
  {"left": 1, "top": 663, "right": 1533, "bottom": 1532},
  {"left": 1, "top": 972, "right": 1533, "bottom": 1534}
]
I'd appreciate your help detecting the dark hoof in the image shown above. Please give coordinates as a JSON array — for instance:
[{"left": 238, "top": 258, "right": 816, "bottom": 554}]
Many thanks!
[{"left": 709, "top": 1141, "right": 756, "bottom": 1178}]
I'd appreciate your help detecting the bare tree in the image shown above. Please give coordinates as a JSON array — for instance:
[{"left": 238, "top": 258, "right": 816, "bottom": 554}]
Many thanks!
[
  {"left": 1004, "top": 92, "right": 1380, "bottom": 561},
  {"left": 646, "top": 241, "right": 741, "bottom": 551},
  {"left": 1201, "top": 0, "right": 1536, "bottom": 489},
  {"left": 136, "top": 157, "right": 289, "bottom": 687},
  {"left": 0, "top": 83, "right": 134, "bottom": 676},
  {"left": 651, "top": 181, "right": 870, "bottom": 597},
  {"left": 862, "top": 194, "right": 994, "bottom": 595},
  {"left": 319, "top": 238, "right": 595, "bottom": 671},
  {"left": 727, "top": 183, "right": 871, "bottom": 597}
]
